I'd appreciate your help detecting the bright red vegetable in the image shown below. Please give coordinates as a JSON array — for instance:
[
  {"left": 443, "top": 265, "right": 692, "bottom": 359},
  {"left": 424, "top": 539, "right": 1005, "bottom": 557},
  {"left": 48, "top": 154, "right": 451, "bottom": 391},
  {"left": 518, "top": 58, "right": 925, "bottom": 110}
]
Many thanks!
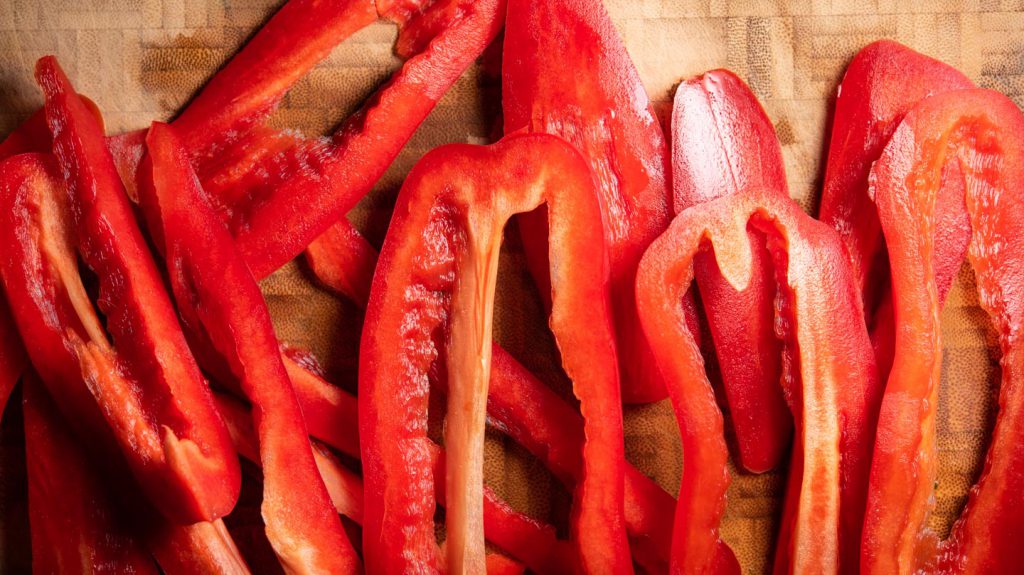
[
  {"left": 22, "top": 374, "right": 159, "bottom": 575},
  {"left": 360, "top": 133, "right": 630, "bottom": 573},
  {"left": 818, "top": 40, "right": 973, "bottom": 376},
  {"left": 863, "top": 88, "right": 1024, "bottom": 574},
  {"left": 637, "top": 188, "right": 877, "bottom": 573},
  {"left": 137, "top": 121, "right": 360, "bottom": 572},
  {"left": 503, "top": 0, "right": 684, "bottom": 404},
  {"left": 3, "top": 56, "right": 241, "bottom": 525},
  {"left": 671, "top": 68, "right": 792, "bottom": 473}
]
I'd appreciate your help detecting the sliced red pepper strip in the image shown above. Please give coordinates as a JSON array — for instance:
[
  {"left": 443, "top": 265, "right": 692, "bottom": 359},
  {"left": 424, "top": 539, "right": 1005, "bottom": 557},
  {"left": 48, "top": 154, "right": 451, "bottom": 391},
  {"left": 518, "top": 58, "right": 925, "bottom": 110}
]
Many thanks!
[
  {"left": 863, "top": 88, "right": 1024, "bottom": 574},
  {"left": 361, "top": 133, "right": 629, "bottom": 573},
  {"left": 1, "top": 94, "right": 240, "bottom": 527},
  {"left": 229, "top": 0, "right": 506, "bottom": 279},
  {"left": 304, "top": 217, "right": 377, "bottom": 306},
  {"left": 137, "top": 122, "right": 359, "bottom": 573},
  {"left": 171, "top": 0, "right": 376, "bottom": 161},
  {"left": 503, "top": 0, "right": 679, "bottom": 404},
  {"left": 818, "top": 40, "right": 973, "bottom": 313},
  {"left": 148, "top": 520, "right": 252, "bottom": 575},
  {"left": 0, "top": 302, "right": 26, "bottom": 419},
  {"left": 22, "top": 374, "right": 159, "bottom": 575},
  {"left": 637, "top": 188, "right": 877, "bottom": 573},
  {"left": 671, "top": 68, "right": 792, "bottom": 473}
]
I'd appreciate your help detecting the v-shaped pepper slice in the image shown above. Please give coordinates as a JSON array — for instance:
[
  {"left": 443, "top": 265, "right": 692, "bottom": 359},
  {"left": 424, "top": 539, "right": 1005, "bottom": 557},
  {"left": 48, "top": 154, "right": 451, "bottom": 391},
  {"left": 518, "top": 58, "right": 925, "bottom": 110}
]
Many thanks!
[
  {"left": 360, "top": 133, "right": 630, "bottom": 573},
  {"left": 0, "top": 58, "right": 242, "bottom": 525},
  {"left": 671, "top": 69, "right": 792, "bottom": 473},
  {"left": 863, "top": 87, "right": 1024, "bottom": 574},
  {"left": 137, "top": 121, "right": 361, "bottom": 573},
  {"left": 637, "top": 188, "right": 878, "bottom": 573}
]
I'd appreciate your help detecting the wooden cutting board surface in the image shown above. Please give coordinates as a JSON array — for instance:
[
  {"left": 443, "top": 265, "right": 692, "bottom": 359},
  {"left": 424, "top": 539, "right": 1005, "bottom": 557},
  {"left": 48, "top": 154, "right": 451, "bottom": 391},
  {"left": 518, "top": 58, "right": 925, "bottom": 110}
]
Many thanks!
[{"left": 1, "top": 0, "right": 1022, "bottom": 572}]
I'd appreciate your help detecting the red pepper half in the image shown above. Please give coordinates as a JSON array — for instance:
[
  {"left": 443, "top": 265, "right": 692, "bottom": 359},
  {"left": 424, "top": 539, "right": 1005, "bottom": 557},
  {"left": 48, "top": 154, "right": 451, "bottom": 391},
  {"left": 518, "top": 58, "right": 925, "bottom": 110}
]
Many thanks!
[
  {"left": 137, "top": 121, "right": 360, "bottom": 572},
  {"left": 862, "top": 88, "right": 1024, "bottom": 574},
  {"left": 360, "top": 133, "right": 629, "bottom": 573},
  {"left": 671, "top": 69, "right": 792, "bottom": 473},
  {"left": 22, "top": 373, "right": 159, "bottom": 575},
  {"left": 637, "top": 188, "right": 877, "bottom": 573},
  {"left": 503, "top": 0, "right": 685, "bottom": 404},
  {"left": 2, "top": 57, "right": 241, "bottom": 525}
]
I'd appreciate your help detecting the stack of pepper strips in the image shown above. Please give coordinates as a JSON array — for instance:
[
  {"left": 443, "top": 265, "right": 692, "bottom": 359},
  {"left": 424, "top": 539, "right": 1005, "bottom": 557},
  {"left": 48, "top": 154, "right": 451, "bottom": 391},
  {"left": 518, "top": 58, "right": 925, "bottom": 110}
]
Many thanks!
[{"left": 0, "top": 0, "right": 1022, "bottom": 571}]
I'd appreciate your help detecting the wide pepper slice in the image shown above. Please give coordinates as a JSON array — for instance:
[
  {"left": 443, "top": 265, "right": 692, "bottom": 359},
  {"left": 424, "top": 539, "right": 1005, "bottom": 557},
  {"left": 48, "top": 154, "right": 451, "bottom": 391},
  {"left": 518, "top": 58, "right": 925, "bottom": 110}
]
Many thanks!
[
  {"left": 863, "top": 88, "right": 1024, "bottom": 574},
  {"left": 360, "top": 133, "right": 629, "bottom": 573},
  {"left": 137, "top": 121, "right": 359, "bottom": 573},
  {"left": 636, "top": 188, "right": 877, "bottom": 574},
  {"left": 502, "top": 0, "right": 682, "bottom": 404},
  {"left": 0, "top": 117, "right": 239, "bottom": 532},
  {"left": 671, "top": 69, "right": 792, "bottom": 473}
]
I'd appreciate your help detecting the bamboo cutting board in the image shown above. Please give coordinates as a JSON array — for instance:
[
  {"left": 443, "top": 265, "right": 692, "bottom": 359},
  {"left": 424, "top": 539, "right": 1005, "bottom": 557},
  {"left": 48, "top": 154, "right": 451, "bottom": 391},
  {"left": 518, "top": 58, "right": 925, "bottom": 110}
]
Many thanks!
[{"left": 0, "top": 0, "right": 1021, "bottom": 572}]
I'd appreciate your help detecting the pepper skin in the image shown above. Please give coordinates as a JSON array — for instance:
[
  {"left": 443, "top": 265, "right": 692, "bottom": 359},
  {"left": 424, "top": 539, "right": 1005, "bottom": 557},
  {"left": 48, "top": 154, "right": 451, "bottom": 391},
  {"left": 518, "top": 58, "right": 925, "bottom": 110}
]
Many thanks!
[
  {"left": 818, "top": 40, "right": 973, "bottom": 316},
  {"left": 863, "top": 88, "right": 1024, "bottom": 575},
  {"left": 360, "top": 133, "right": 630, "bottom": 573},
  {"left": 671, "top": 69, "right": 792, "bottom": 473},
  {"left": 137, "top": 121, "right": 360, "bottom": 573},
  {"left": 637, "top": 188, "right": 877, "bottom": 574},
  {"left": 7, "top": 56, "right": 241, "bottom": 525},
  {"left": 22, "top": 374, "right": 159, "bottom": 575},
  {"left": 503, "top": 0, "right": 682, "bottom": 404}
]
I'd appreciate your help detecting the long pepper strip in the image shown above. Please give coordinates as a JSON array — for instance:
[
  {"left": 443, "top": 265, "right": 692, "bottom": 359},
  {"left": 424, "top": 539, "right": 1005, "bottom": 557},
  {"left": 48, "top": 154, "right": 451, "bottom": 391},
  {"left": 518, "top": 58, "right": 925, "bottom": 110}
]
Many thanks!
[
  {"left": 361, "top": 133, "right": 629, "bottom": 573},
  {"left": 637, "top": 188, "right": 877, "bottom": 573}
]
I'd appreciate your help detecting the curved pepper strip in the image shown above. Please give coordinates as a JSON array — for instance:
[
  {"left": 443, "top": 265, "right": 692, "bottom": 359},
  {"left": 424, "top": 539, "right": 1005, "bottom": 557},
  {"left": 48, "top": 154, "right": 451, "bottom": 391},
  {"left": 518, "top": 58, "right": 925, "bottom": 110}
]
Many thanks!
[
  {"left": 6, "top": 59, "right": 241, "bottom": 526},
  {"left": 361, "top": 133, "right": 629, "bottom": 573},
  {"left": 136, "top": 122, "right": 360, "bottom": 574},
  {"left": 0, "top": 153, "right": 250, "bottom": 575},
  {"left": 862, "top": 88, "right": 1024, "bottom": 574},
  {"left": 224, "top": 0, "right": 505, "bottom": 279},
  {"left": 818, "top": 40, "right": 973, "bottom": 317},
  {"left": 22, "top": 374, "right": 159, "bottom": 575},
  {"left": 503, "top": 0, "right": 682, "bottom": 404},
  {"left": 671, "top": 69, "right": 792, "bottom": 473},
  {"left": 636, "top": 188, "right": 877, "bottom": 574}
]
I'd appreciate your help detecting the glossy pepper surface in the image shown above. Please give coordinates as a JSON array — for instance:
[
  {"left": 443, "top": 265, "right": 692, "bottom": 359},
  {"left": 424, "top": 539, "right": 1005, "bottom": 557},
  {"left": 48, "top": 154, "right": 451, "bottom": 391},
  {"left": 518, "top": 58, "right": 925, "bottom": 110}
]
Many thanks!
[
  {"left": 137, "top": 121, "right": 360, "bottom": 573},
  {"left": 637, "top": 188, "right": 877, "bottom": 574},
  {"left": 1, "top": 57, "right": 241, "bottom": 525},
  {"left": 503, "top": 0, "right": 685, "bottom": 404},
  {"left": 671, "top": 68, "right": 792, "bottom": 473},
  {"left": 360, "top": 133, "right": 630, "bottom": 573},
  {"left": 863, "top": 88, "right": 1024, "bottom": 574}
]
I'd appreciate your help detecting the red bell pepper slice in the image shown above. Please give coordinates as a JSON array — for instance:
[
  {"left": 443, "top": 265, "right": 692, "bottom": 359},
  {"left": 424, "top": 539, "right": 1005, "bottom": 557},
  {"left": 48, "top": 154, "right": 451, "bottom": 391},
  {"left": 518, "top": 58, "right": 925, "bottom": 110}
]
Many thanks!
[
  {"left": 22, "top": 374, "right": 159, "bottom": 575},
  {"left": 863, "top": 88, "right": 1024, "bottom": 574},
  {"left": 502, "top": 0, "right": 686, "bottom": 404},
  {"left": 671, "top": 69, "right": 792, "bottom": 473},
  {"left": 636, "top": 188, "right": 878, "bottom": 573},
  {"left": 137, "top": 121, "right": 359, "bottom": 572},
  {"left": 818, "top": 40, "right": 973, "bottom": 315},
  {"left": 147, "top": 520, "right": 251, "bottom": 575},
  {"left": 221, "top": 0, "right": 505, "bottom": 279},
  {"left": 360, "top": 133, "right": 629, "bottom": 573},
  {"left": 2, "top": 65, "right": 241, "bottom": 525}
]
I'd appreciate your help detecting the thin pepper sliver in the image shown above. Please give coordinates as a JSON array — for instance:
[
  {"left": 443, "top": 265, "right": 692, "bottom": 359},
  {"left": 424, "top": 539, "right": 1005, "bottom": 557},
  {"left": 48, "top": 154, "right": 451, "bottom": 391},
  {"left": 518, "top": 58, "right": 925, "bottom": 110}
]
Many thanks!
[
  {"left": 636, "top": 188, "right": 877, "bottom": 574},
  {"left": 671, "top": 69, "right": 792, "bottom": 473},
  {"left": 136, "top": 121, "right": 360, "bottom": 573},
  {"left": 360, "top": 133, "right": 630, "bottom": 573},
  {"left": 862, "top": 87, "right": 1024, "bottom": 575}
]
